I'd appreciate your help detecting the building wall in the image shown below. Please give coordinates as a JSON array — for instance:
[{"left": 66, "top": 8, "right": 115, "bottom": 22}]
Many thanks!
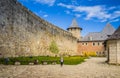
[
  {"left": 107, "top": 40, "right": 120, "bottom": 64},
  {"left": 117, "top": 40, "right": 120, "bottom": 64},
  {"left": 0, "top": 0, "right": 77, "bottom": 57},
  {"left": 77, "top": 41, "right": 105, "bottom": 56},
  {"left": 68, "top": 28, "right": 81, "bottom": 40}
]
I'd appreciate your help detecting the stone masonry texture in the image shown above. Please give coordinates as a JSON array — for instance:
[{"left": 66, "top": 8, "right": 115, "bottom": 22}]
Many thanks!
[{"left": 0, "top": 0, "right": 77, "bottom": 57}]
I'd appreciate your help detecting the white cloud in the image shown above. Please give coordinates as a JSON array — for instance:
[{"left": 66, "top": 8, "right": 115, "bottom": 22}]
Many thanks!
[
  {"left": 58, "top": 3, "right": 120, "bottom": 22},
  {"left": 71, "top": 0, "right": 78, "bottom": 5},
  {"left": 58, "top": 3, "right": 74, "bottom": 9},
  {"left": 74, "top": 6, "right": 111, "bottom": 21},
  {"left": 34, "top": 10, "right": 48, "bottom": 18},
  {"left": 35, "top": 0, "right": 56, "bottom": 6},
  {"left": 34, "top": 10, "right": 43, "bottom": 16},
  {"left": 101, "top": 19, "right": 108, "bottom": 22},
  {"left": 65, "top": 10, "right": 70, "bottom": 14},
  {"left": 43, "top": 14, "right": 48, "bottom": 17},
  {"left": 108, "top": 6, "right": 116, "bottom": 10},
  {"left": 111, "top": 11, "right": 120, "bottom": 19},
  {"left": 110, "top": 19, "right": 120, "bottom": 23}
]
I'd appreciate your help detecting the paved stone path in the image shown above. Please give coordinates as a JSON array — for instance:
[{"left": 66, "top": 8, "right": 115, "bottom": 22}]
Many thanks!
[{"left": 0, "top": 57, "right": 120, "bottom": 78}]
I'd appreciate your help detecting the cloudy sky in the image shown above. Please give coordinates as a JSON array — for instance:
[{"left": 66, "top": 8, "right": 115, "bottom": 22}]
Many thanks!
[{"left": 18, "top": 0, "right": 120, "bottom": 36}]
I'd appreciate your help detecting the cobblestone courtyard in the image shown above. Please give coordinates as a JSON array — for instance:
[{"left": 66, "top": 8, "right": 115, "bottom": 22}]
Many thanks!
[{"left": 0, "top": 57, "right": 120, "bottom": 78}]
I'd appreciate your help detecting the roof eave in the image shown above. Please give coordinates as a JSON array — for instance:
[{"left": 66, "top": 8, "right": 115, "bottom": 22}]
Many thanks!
[
  {"left": 67, "top": 27, "right": 82, "bottom": 30},
  {"left": 78, "top": 40, "right": 105, "bottom": 42}
]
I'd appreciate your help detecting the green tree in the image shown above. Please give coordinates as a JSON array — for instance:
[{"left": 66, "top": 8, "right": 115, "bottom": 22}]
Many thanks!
[{"left": 49, "top": 40, "right": 59, "bottom": 54}]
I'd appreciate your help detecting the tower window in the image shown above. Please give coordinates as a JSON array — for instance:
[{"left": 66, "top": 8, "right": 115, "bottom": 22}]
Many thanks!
[
  {"left": 102, "top": 43, "right": 104, "bottom": 45},
  {"left": 82, "top": 43, "right": 87, "bottom": 45},
  {"left": 93, "top": 43, "right": 95, "bottom": 46},
  {"left": 98, "top": 43, "right": 100, "bottom": 46}
]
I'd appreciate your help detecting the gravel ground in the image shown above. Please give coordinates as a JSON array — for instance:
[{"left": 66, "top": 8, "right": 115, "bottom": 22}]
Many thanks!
[{"left": 0, "top": 57, "right": 120, "bottom": 78}]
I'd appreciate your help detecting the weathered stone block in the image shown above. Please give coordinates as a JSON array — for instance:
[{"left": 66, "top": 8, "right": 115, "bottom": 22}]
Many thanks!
[{"left": 14, "top": 61, "right": 21, "bottom": 65}]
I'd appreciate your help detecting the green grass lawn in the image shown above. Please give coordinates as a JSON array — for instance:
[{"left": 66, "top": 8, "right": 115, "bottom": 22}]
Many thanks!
[{"left": 0, "top": 56, "right": 87, "bottom": 65}]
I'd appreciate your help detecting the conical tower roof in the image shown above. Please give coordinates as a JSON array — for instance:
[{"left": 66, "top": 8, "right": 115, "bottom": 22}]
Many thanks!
[
  {"left": 102, "top": 23, "right": 115, "bottom": 35},
  {"left": 108, "top": 26, "right": 120, "bottom": 40},
  {"left": 70, "top": 18, "right": 79, "bottom": 27},
  {"left": 67, "top": 18, "right": 82, "bottom": 30}
]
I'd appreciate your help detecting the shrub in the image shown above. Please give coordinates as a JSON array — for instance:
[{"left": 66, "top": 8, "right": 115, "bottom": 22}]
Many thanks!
[
  {"left": 0, "top": 56, "right": 87, "bottom": 65},
  {"left": 49, "top": 40, "right": 59, "bottom": 54},
  {"left": 89, "top": 52, "right": 97, "bottom": 57},
  {"left": 83, "top": 51, "right": 97, "bottom": 57},
  {"left": 63, "top": 56, "right": 87, "bottom": 65}
]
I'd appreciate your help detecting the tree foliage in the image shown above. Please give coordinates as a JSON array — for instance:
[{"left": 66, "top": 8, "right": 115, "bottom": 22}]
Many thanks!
[{"left": 49, "top": 40, "right": 59, "bottom": 54}]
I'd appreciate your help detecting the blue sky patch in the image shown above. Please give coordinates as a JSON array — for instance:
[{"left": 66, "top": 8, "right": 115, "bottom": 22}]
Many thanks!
[{"left": 18, "top": 0, "right": 120, "bottom": 36}]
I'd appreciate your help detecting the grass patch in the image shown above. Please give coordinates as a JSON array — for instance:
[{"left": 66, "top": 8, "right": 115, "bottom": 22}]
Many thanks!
[
  {"left": 0, "top": 56, "right": 87, "bottom": 65},
  {"left": 63, "top": 56, "right": 87, "bottom": 65}
]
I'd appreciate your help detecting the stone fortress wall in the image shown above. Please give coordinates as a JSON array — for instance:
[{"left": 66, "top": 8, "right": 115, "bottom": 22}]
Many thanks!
[{"left": 0, "top": 0, "right": 77, "bottom": 57}]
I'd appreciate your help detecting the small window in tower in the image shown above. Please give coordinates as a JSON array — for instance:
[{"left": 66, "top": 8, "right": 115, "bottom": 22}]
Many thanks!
[
  {"left": 98, "top": 43, "right": 100, "bottom": 46},
  {"left": 93, "top": 43, "right": 95, "bottom": 46},
  {"left": 82, "top": 43, "right": 84, "bottom": 45},
  {"left": 102, "top": 42, "right": 104, "bottom": 45}
]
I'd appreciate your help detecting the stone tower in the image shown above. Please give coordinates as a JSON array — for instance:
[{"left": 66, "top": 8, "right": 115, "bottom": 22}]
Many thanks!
[{"left": 67, "top": 19, "right": 82, "bottom": 40}]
